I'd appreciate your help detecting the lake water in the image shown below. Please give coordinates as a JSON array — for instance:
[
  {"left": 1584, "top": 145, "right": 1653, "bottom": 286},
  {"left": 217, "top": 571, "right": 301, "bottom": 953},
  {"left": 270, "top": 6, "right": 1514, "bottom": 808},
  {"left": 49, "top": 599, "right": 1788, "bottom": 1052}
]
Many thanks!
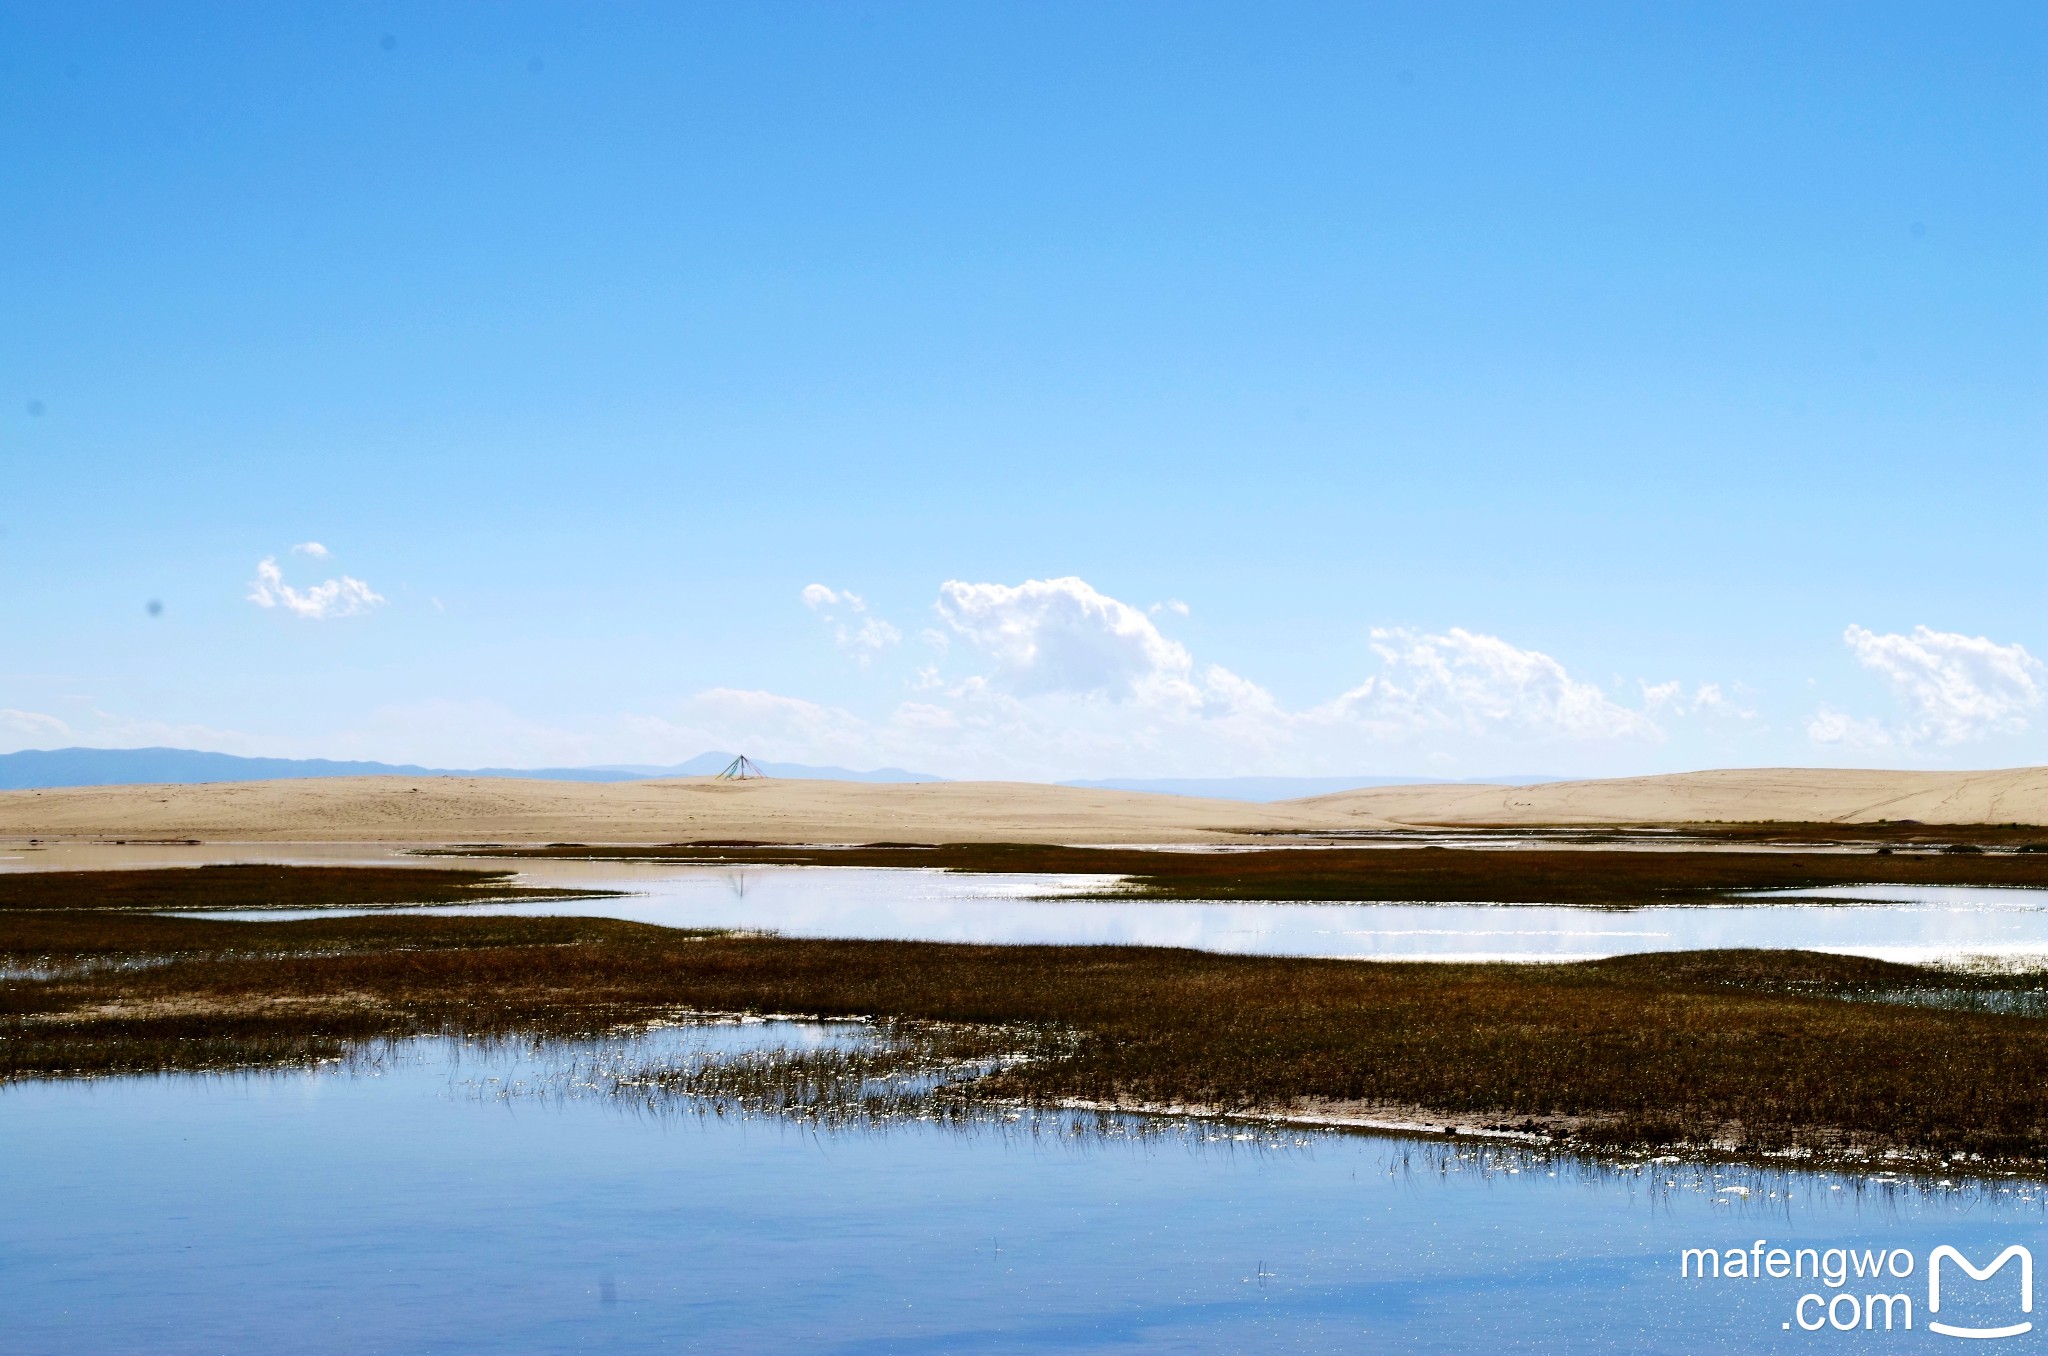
[
  {"left": 8, "top": 842, "right": 2048, "bottom": 964},
  {"left": 9, "top": 846, "right": 2048, "bottom": 1349},
  {"left": 3, "top": 1022, "right": 2042, "bottom": 1354},
  {"left": 372, "top": 866, "right": 2048, "bottom": 964}
]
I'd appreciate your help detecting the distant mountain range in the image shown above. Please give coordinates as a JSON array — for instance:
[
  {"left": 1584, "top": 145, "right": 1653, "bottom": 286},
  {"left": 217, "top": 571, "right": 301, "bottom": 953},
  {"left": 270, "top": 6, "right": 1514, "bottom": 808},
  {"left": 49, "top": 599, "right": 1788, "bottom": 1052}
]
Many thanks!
[
  {"left": 0, "top": 746, "right": 1562, "bottom": 799},
  {"left": 0, "top": 747, "right": 943, "bottom": 791}
]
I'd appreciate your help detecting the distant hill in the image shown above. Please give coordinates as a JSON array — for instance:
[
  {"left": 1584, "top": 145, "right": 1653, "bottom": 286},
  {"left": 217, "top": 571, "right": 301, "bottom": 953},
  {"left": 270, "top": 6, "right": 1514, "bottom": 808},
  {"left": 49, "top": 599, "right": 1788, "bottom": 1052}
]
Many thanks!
[
  {"left": 1060, "top": 774, "right": 1565, "bottom": 803},
  {"left": 0, "top": 747, "right": 944, "bottom": 791},
  {"left": 0, "top": 748, "right": 1564, "bottom": 798}
]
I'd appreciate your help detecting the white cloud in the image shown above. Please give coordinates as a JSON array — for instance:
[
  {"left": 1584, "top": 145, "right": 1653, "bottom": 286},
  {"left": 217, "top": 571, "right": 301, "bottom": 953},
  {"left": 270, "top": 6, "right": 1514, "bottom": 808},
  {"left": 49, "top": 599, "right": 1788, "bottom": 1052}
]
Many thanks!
[
  {"left": 1805, "top": 706, "right": 1895, "bottom": 749},
  {"left": 1641, "top": 680, "right": 1755, "bottom": 720},
  {"left": 1811, "top": 625, "right": 2045, "bottom": 746},
  {"left": 1150, "top": 599, "right": 1191, "bottom": 617},
  {"left": 1317, "top": 628, "right": 1660, "bottom": 742},
  {"left": 292, "top": 541, "right": 331, "bottom": 559},
  {"left": 0, "top": 708, "right": 72, "bottom": 749},
  {"left": 918, "top": 579, "right": 1702, "bottom": 767},
  {"left": 632, "top": 579, "right": 1676, "bottom": 778},
  {"left": 803, "top": 584, "right": 902, "bottom": 665},
  {"left": 52, "top": 572, "right": 1720, "bottom": 779},
  {"left": 1641, "top": 680, "right": 1683, "bottom": 711},
  {"left": 248, "top": 556, "right": 384, "bottom": 620},
  {"left": 934, "top": 576, "right": 1202, "bottom": 703}
]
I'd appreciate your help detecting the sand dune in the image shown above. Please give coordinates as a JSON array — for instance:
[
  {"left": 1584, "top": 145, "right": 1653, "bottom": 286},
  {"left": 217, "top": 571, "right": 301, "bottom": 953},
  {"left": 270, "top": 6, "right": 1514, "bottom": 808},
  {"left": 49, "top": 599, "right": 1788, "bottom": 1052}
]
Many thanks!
[
  {"left": 1291, "top": 766, "right": 2048, "bottom": 827},
  {"left": 0, "top": 775, "right": 1361, "bottom": 845},
  {"left": 1, "top": 765, "right": 2041, "bottom": 846}
]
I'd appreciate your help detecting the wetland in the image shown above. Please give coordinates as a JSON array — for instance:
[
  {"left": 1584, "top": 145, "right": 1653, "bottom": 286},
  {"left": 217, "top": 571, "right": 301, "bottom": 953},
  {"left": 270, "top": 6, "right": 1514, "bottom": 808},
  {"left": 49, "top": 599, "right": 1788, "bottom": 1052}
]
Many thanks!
[{"left": 8, "top": 843, "right": 2048, "bottom": 1351}]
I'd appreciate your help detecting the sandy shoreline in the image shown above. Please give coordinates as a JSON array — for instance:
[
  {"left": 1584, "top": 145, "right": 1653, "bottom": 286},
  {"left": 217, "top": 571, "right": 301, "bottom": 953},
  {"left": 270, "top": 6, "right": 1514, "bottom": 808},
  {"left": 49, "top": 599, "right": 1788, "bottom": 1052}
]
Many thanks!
[{"left": 0, "top": 765, "right": 2041, "bottom": 845}]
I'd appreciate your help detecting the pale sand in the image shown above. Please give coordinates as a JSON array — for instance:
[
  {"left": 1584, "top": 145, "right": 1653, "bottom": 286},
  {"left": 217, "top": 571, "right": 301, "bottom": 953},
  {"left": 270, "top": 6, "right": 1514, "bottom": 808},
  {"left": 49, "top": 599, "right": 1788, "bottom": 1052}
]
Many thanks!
[
  {"left": 1, "top": 765, "right": 2042, "bottom": 846},
  {"left": 1290, "top": 766, "right": 2048, "bottom": 827},
  {"left": 0, "top": 775, "right": 1365, "bottom": 845}
]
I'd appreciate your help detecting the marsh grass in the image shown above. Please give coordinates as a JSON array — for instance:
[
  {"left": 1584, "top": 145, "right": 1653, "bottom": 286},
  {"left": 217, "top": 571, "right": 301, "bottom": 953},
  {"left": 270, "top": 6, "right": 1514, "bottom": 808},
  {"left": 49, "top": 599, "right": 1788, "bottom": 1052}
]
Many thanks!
[
  {"left": 1863, "top": 987, "right": 2048, "bottom": 1018},
  {"left": 8, "top": 915, "right": 2048, "bottom": 1163},
  {"left": 417, "top": 1021, "right": 2048, "bottom": 1199},
  {"left": 0, "top": 864, "right": 617, "bottom": 913},
  {"left": 558, "top": 1018, "right": 1063, "bottom": 1126}
]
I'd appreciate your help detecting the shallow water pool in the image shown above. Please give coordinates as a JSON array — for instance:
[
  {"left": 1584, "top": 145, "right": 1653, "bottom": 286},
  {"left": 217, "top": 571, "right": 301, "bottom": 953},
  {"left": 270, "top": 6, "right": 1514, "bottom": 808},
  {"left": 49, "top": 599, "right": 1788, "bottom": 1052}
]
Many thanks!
[
  {"left": 10, "top": 842, "right": 2048, "bottom": 964},
  {"left": 306, "top": 858, "right": 2048, "bottom": 965},
  {"left": 432, "top": 864, "right": 2048, "bottom": 970},
  {"left": 2, "top": 1024, "right": 2042, "bottom": 1354}
]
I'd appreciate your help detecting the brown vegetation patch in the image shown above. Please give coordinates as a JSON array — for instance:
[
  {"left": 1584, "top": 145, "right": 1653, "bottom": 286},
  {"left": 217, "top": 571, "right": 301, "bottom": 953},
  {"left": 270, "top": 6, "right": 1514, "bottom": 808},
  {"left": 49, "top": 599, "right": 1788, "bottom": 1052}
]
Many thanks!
[
  {"left": 0, "top": 863, "right": 615, "bottom": 913},
  {"left": 5, "top": 869, "right": 2048, "bottom": 1165},
  {"left": 27, "top": 991, "right": 397, "bottom": 1025}
]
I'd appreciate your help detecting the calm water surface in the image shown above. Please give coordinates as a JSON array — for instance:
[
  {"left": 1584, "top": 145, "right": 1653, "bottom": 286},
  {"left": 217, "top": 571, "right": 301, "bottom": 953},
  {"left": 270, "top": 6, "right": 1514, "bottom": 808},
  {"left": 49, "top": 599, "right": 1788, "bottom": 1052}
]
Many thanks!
[
  {"left": 8, "top": 842, "right": 2048, "bottom": 963},
  {"left": 2, "top": 1024, "right": 2043, "bottom": 1354},
  {"left": 8, "top": 846, "right": 2048, "bottom": 1350},
  {"left": 417, "top": 865, "right": 2048, "bottom": 964}
]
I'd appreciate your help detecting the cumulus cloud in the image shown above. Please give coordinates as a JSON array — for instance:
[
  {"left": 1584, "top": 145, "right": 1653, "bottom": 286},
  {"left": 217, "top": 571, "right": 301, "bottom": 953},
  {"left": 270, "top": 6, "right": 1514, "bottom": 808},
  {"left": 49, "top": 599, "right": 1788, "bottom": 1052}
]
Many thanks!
[
  {"left": 635, "top": 577, "right": 1681, "bottom": 777},
  {"left": 1317, "top": 628, "right": 1660, "bottom": 742},
  {"left": 1810, "top": 625, "right": 2045, "bottom": 746},
  {"left": 1641, "top": 681, "right": 1683, "bottom": 711},
  {"left": 133, "top": 568, "right": 1732, "bottom": 777},
  {"left": 934, "top": 576, "right": 1198, "bottom": 701},
  {"left": 0, "top": 708, "right": 71, "bottom": 746},
  {"left": 1642, "top": 680, "right": 1754, "bottom": 720},
  {"left": 801, "top": 584, "right": 901, "bottom": 664},
  {"left": 248, "top": 556, "right": 384, "bottom": 620},
  {"left": 292, "top": 541, "right": 331, "bottom": 559},
  {"left": 1804, "top": 706, "right": 1895, "bottom": 749}
]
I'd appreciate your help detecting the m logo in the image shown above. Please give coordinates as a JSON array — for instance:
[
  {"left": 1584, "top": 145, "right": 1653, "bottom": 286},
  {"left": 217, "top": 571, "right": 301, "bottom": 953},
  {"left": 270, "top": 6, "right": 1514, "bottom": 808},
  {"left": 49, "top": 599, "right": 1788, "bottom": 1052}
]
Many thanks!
[{"left": 1929, "top": 1245, "right": 2033, "bottom": 1340}]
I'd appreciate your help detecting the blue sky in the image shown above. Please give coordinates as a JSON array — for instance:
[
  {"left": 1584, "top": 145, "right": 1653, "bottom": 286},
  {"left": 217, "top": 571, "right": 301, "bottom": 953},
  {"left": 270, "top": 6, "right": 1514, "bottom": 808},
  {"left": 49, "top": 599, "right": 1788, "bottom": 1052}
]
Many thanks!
[{"left": 2, "top": 2, "right": 2042, "bottom": 779}]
